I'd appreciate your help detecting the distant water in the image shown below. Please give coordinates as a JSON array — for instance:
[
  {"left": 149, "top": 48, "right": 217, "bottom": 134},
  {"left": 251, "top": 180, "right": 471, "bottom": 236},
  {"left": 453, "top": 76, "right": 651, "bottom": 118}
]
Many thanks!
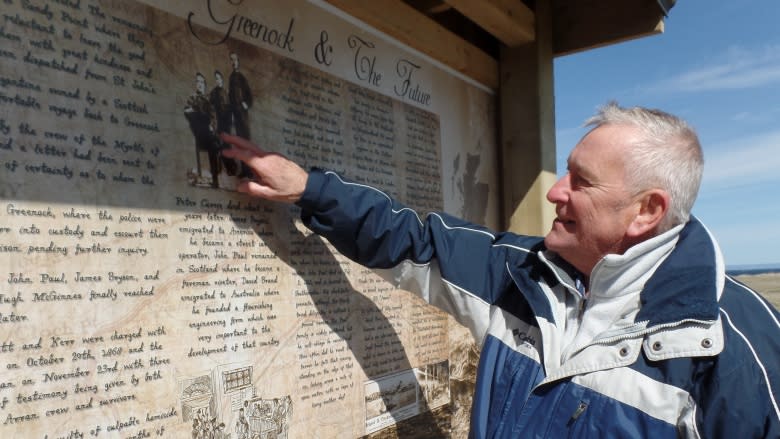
[{"left": 726, "top": 263, "right": 780, "bottom": 276}]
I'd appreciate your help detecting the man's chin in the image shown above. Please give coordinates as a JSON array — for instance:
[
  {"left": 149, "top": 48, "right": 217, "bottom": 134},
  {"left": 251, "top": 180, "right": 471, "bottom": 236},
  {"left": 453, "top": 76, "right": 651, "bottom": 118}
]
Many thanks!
[
  {"left": 543, "top": 232, "right": 572, "bottom": 253},
  {"left": 543, "top": 234, "right": 559, "bottom": 251}
]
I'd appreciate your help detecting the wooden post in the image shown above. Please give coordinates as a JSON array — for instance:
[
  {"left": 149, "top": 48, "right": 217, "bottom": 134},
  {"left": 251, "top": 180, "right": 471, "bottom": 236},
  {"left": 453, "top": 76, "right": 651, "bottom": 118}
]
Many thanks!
[{"left": 499, "top": 0, "right": 557, "bottom": 235}]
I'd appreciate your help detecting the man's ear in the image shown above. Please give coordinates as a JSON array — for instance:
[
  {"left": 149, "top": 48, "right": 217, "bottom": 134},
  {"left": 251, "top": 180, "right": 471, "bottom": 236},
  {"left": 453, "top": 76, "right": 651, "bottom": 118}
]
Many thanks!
[{"left": 627, "top": 189, "right": 670, "bottom": 238}]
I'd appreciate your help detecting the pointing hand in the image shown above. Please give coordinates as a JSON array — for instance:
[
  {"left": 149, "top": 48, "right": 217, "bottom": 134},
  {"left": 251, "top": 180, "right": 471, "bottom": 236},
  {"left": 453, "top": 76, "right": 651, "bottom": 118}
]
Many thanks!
[{"left": 220, "top": 133, "right": 308, "bottom": 203}]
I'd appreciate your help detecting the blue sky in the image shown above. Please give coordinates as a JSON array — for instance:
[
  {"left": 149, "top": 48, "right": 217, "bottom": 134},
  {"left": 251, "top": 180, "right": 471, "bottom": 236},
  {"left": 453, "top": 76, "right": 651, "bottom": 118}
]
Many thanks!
[{"left": 553, "top": 0, "right": 780, "bottom": 267}]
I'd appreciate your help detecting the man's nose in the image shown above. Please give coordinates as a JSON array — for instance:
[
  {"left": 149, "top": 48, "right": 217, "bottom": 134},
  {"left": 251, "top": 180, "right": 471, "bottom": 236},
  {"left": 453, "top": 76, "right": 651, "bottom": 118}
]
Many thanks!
[{"left": 546, "top": 174, "right": 569, "bottom": 203}]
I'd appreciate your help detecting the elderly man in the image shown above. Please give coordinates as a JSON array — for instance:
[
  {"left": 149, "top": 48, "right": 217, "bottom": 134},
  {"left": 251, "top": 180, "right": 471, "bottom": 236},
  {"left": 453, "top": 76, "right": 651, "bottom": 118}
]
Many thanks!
[{"left": 220, "top": 103, "right": 780, "bottom": 438}]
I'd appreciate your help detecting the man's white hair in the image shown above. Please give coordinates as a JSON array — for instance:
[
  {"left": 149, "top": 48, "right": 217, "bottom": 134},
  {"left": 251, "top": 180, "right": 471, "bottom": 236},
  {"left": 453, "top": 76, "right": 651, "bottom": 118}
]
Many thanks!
[{"left": 585, "top": 101, "right": 704, "bottom": 231}]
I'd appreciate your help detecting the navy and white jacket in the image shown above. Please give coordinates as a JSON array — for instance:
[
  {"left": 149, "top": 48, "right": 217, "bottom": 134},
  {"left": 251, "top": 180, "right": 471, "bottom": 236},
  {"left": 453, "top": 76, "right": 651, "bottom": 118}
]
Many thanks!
[{"left": 297, "top": 169, "right": 780, "bottom": 438}]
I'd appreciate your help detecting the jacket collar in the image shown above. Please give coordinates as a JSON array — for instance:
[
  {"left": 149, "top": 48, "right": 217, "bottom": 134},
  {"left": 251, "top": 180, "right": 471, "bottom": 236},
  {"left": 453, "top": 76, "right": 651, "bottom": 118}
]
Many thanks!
[
  {"left": 588, "top": 222, "right": 683, "bottom": 301},
  {"left": 526, "top": 217, "right": 724, "bottom": 329},
  {"left": 635, "top": 216, "right": 724, "bottom": 327}
]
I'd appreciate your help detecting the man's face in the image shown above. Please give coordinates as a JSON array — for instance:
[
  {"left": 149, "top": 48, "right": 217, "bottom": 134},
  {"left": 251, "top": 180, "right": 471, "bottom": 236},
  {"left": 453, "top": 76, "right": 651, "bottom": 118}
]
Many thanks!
[
  {"left": 231, "top": 54, "right": 239, "bottom": 70},
  {"left": 196, "top": 75, "right": 206, "bottom": 94},
  {"left": 215, "top": 73, "right": 223, "bottom": 87},
  {"left": 544, "top": 124, "right": 642, "bottom": 276}
]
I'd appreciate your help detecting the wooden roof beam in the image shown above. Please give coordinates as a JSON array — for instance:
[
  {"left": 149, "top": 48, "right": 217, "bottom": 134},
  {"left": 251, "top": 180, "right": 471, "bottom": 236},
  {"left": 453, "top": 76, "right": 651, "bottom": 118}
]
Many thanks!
[
  {"left": 442, "top": 0, "right": 535, "bottom": 47},
  {"left": 323, "top": 0, "right": 499, "bottom": 89},
  {"left": 553, "top": 0, "right": 666, "bottom": 56},
  {"left": 409, "top": 0, "right": 453, "bottom": 14}
]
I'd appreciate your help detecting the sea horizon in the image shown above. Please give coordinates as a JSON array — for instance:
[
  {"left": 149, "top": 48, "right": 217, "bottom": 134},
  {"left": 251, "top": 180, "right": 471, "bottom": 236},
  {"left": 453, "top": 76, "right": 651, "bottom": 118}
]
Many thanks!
[{"left": 726, "top": 263, "right": 780, "bottom": 276}]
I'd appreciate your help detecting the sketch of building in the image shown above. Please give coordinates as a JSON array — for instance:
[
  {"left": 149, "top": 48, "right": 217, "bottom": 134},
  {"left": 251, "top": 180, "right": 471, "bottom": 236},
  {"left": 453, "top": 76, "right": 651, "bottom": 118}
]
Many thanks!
[
  {"left": 416, "top": 360, "right": 450, "bottom": 411},
  {"left": 181, "top": 374, "right": 215, "bottom": 423},
  {"left": 364, "top": 369, "right": 420, "bottom": 433},
  {"left": 179, "top": 364, "right": 291, "bottom": 438}
]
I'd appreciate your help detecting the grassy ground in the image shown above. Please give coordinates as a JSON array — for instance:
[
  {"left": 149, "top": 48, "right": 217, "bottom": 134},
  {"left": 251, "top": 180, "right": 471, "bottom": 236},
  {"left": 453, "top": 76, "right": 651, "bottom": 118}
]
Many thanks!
[{"left": 734, "top": 273, "right": 780, "bottom": 309}]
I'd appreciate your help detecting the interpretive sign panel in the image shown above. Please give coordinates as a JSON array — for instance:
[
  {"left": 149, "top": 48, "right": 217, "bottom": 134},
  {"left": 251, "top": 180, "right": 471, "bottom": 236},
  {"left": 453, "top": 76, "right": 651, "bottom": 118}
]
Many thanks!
[{"left": 0, "top": 0, "right": 496, "bottom": 437}]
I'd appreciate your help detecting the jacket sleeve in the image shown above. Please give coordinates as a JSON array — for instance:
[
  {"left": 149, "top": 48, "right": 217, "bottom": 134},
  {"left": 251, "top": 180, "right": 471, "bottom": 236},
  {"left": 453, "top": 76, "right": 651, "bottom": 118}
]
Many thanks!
[
  {"left": 694, "top": 356, "right": 780, "bottom": 438},
  {"left": 296, "top": 169, "right": 516, "bottom": 342},
  {"left": 693, "top": 295, "right": 780, "bottom": 439}
]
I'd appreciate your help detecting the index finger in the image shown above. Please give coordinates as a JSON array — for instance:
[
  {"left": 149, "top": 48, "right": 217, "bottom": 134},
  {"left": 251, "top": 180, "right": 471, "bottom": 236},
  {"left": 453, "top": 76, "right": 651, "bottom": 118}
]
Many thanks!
[{"left": 220, "top": 133, "right": 266, "bottom": 154}]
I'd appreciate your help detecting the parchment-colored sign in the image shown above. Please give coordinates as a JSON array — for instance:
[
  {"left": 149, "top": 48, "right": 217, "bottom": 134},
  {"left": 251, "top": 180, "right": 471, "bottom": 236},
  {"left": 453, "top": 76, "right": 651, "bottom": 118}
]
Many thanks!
[{"left": 0, "top": 0, "right": 461, "bottom": 437}]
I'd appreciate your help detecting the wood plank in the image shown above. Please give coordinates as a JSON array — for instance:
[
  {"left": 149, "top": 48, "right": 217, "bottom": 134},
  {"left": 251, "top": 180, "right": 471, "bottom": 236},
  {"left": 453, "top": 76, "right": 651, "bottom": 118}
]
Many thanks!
[
  {"left": 499, "top": 0, "right": 556, "bottom": 234},
  {"left": 323, "top": 0, "right": 499, "bottom": 89},
  {"left": 409, "top": 0, "right": 453, "bottom": 14},
  {"left": 553, "top": 0, "right": 666, "bottom": 56},
  {"left": 443, "top": 0, "right": 535, "bottom": 46}
]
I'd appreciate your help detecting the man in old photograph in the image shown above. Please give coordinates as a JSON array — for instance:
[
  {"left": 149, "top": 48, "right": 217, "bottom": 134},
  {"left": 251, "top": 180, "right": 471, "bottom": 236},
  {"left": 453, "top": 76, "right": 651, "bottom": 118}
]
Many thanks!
[{"left": 184, "top": 72, "right": 221, "bottom": 188}]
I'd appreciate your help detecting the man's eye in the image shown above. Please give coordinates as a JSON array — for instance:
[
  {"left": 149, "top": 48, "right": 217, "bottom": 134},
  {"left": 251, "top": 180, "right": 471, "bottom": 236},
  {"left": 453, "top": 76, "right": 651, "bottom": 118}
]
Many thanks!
[{"left": 570, "top": 174, "right": 589, "bottom": 188}]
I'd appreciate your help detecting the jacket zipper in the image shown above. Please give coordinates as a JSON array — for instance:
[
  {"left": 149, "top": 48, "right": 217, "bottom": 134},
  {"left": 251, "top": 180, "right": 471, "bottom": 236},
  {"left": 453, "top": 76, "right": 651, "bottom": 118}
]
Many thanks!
[
  {"left": 562, "top": 317, "right": 717, "bottom": 361},
  {"left": 589, "top": 318, "right": 716, "bottom": 347},
  {"left": 540, "top": 317, "right": 718, "bottom": 385},
  {"left": 569, "top": 401, "right": 587, "bottom": 423}
]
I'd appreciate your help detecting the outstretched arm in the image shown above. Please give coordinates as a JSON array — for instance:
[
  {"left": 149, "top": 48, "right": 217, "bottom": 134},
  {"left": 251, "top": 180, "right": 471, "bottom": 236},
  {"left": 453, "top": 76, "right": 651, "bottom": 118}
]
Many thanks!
[
  {"left": 220, "top": 133, "right": 508, "bottom": 341},
  {"left": 220, "top": 133, "right": 308, "bottom": 203}
]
